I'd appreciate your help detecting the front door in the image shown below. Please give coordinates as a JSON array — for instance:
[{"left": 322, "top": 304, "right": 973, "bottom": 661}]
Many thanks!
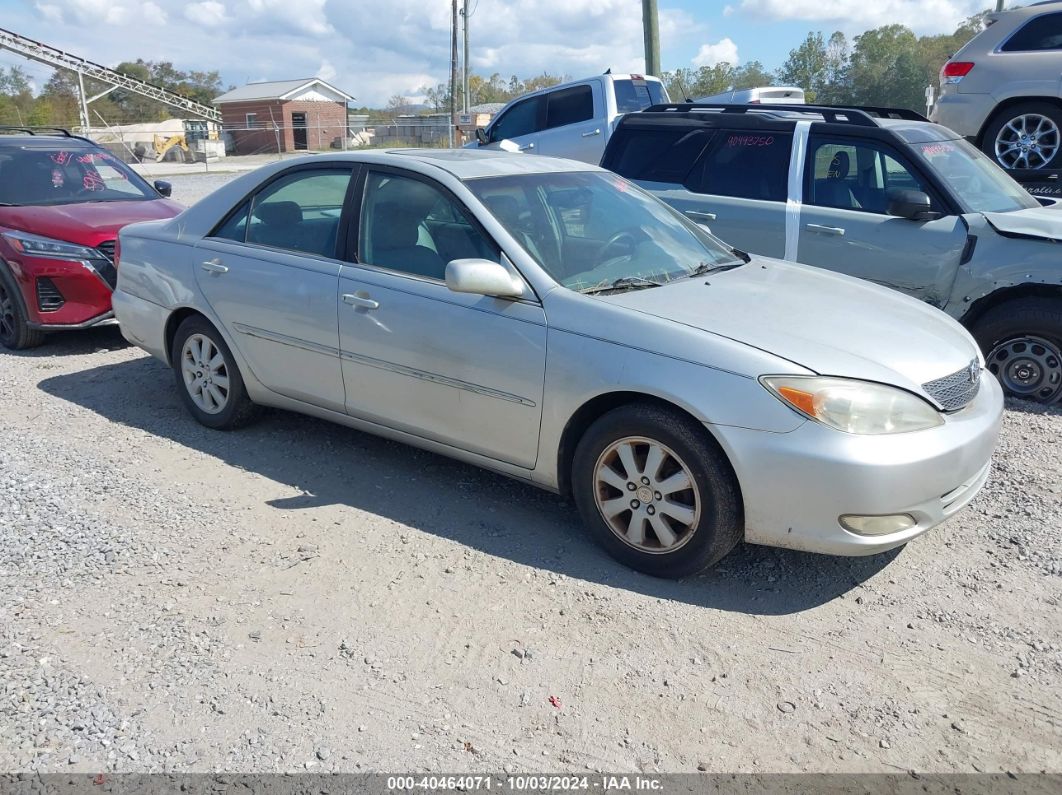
[
  {"left": 291, "top": 112, "right": 308, "bottom": 151},
  {"left": 193, "top": 166, "right": 354, "bottom": 411},
  {"left": 483, "top": 94, "right": 545, "bottom": 154},
  {"left": 796, "top": 136, "right": 967, "bottom": 306},
  {"left": 338, "top": 168, "right": 547, "bottom": 469}
]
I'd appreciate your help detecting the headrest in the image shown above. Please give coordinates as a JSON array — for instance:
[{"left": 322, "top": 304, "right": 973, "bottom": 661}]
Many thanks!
[
  {"left": 483, "top": 194, "right": 522, "bottom": 226},
  {"left": 827, "top": 151, "right": 850, "bottom": 179},
  {"left": 254, "top": 200, "right": 302, "bottom": 226},
  {"left": 371, "top": 202, "right": 422, "bottom": 250}
]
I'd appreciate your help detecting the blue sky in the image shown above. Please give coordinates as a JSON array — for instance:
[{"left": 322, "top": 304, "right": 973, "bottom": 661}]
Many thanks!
[{"left": 0, "top": 0, "right": 991, "bottom": 106}]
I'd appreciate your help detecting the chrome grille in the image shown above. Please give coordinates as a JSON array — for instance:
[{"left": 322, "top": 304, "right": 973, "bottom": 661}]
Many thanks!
[
  {"left": 923, "top": 359, "right": 981, "bottom": 411},
  {"left": 93, "top": 240, "right": 118, "bottom": 288},
  {"left": 97, "top": 239, "right": 116, "bottom": 261}
]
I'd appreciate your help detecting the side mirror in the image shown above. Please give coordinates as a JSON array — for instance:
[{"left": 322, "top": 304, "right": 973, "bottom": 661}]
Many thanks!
[
  {"left": 475, "top": 127, "right": 488, "bottom": 145},
  {"left": 887, "top": 189, "right": 938, "bottom": 221},
  {"left": 445, "top": 258, "right": 524, "bottom": 298},
  {"left": 154, "top": 180, "right": 173, "bottom": 198}
]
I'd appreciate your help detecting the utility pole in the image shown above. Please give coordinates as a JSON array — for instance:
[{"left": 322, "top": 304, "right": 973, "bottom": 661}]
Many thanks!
[
  {"left": 450, "top": 0, "right": 458, "bottom": 147},
  {"left": 462, "top": 0, "right": 470, "bottom": 113},
  {"left": 995, "top": 0, "right": 1004, "bottom": 11},
  {"left": 642, "top": 0, "right": 660, "bottom": 77}
]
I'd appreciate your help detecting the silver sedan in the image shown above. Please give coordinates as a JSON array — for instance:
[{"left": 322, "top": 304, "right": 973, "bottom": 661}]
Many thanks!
[{"left": 112, "top": 149, "right": 1003, "bottom": 578}]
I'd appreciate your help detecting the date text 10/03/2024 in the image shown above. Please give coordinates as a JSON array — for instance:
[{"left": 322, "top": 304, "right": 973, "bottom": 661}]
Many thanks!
[{"left": 386, "top": 776, "right": 665, "bottom": 791}]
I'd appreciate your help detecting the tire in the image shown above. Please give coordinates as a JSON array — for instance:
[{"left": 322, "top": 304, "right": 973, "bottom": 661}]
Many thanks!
[
  {"left": 571, "top": 402, "right": 744, "bottom": 578},
  {"left": 981, "top": 101, "right": 1062, "bottom": 171},
  {"left": 971, "top": 297, "right": 1062, "bottom": 404},
  {"left": 0, "top": 265, "right": 46, "bottom": 351},
  {"left": 170, "top": 315, "right": 260, "bottom": 429}
]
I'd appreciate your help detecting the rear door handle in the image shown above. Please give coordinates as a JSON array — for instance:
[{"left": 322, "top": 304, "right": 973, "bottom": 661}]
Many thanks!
[
  {"left": 581, "top": 129, "right": 601, "bottom": 138},
  {"left": 342, "top": 293, "right": 379, "bottom": 310},
  {"left": 200, "top": 258, "right": 228, "bottom": 274},
  {"left": 685, "top": 210, "right": 717, "bottom": 221},
  {"left": 806, "top": 224, "right": 845, "bottom": 237}
]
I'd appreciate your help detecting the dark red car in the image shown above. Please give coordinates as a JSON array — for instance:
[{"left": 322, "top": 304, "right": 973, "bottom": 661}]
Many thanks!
[{"left": 0, "top": 128, "right": 183, "bottom": 350}]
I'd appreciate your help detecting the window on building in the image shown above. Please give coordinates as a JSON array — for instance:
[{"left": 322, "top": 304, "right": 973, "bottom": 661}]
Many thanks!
[{"left": 245, "top": 113, "right": 258, "bottom": 129}]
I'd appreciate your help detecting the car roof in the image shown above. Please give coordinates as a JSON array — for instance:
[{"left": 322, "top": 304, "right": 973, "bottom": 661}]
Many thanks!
[
  {"left": 347, "top": 148, "right": 604, "bottom": 180},
  {"left": 0, "top": 134, "right": 99, "bottom": 150}
]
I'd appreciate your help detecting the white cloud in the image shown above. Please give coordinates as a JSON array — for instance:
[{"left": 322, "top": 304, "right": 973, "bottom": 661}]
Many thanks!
[
  {"left": 183, "top": 1, "right": 228, "bottom": 27},
  {"left": 34, "top": 3, "right": 64, "bottom": 22},
  {"left": 692, "top": 38, "right": 740, "bottom": 67},
  {"left": 735, "top": 0, "right": 986, "bottom": 35},
  {"left": 316, "top": 60, "right": 336, "bottom": 82}
]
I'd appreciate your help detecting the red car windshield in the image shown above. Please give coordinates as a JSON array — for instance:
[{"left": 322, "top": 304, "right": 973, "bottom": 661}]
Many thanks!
[{"left": 0, "top": 146, "right": 158, "bottom": 206}]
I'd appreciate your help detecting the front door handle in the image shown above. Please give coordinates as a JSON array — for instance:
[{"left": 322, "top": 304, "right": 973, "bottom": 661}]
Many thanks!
[
  {"left": 685, "top": 210, "right": 717, "bottom": 222},
  {"left": 200, "top": 258, "right": 228, "bottom": 275},
  {"left": 519, "top": 142, "right": 535, "bottom": 151},
  {"left": 581, "top": 129, "right": 602, "bottom": 138},
  {"left": 342, "top": 293, "right": 379, "bottom": 310},
  {"left": 806, "top": 223, "right": 846, "bottom": 237}
]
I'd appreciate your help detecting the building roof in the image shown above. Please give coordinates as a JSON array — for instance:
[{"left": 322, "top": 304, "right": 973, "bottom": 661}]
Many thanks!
[{"left": 214, "top": 78, "right": 353, "bottom": 104}]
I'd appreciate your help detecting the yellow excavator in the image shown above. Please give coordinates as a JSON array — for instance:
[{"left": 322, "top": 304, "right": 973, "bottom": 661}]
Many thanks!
[{"left": 152, "top": 133, "right": 191, "bottom": 162}]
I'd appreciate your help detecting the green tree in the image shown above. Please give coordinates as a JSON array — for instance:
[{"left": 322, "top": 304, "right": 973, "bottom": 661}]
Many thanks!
[{"left": 778, "top": 32, "right": 828, "bottom": 102}]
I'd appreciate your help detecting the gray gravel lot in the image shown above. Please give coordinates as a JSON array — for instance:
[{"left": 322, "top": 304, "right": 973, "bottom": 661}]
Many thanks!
[{"left": 0, "top": 172, "right": 1060, "bottom": 773}]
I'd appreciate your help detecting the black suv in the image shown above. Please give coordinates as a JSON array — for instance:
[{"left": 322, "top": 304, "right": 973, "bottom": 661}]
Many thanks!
[{"left": 602, "top": 103, "right": 1062, "bottom": 404}]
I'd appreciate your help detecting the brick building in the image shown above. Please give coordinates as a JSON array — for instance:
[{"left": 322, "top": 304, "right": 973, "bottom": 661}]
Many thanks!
[{"left": 214, "top": 78, "right": 353, "bottom": 155}]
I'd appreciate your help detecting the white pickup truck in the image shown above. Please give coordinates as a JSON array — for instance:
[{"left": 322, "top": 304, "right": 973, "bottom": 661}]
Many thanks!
[{"left": 468, "top": 73, "right": 669, "bottom": 164}]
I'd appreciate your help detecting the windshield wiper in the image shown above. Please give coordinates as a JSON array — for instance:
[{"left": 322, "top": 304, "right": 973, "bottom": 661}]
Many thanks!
[
  {"left": 581, "top": 275, "right": 666, "bottom": 294},
  {"left": 685, "top": 255, "right": 747, "bottom": 279}
]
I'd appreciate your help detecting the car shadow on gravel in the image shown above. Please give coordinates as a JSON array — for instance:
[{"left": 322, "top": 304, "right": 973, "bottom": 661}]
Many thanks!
[
  {"left": 1, "top": 325, "right": 129, "bottom": 358},
  {"left": 39, "top": 356, "right": 900, "bottom": 617}
]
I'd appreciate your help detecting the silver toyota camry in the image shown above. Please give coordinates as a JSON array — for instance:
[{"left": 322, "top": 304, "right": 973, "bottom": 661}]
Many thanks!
[{"left": 112, "top": 149, "right": 1003, "bottom": 578}]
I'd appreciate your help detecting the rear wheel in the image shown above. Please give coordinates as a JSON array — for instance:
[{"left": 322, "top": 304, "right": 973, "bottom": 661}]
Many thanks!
[
  {"left": 571, "top": 403, "right": 743, "bottom": 578},
  {"left": 171, "top": 316, "right": 260, "bottom": 429},
  {"left": 972, "top": 298, "right": 1062, "bottom": 404},
  {"left": 0, "top": 267, "right": 45, "bottom": 351},
  {"left": 982, "top": 102, "right": 1062, "bottom": 171}
]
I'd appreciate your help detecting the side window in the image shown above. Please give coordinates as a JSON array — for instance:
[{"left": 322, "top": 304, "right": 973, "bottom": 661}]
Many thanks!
[
  {"left": 213, "top": 201, "right": 250, "bottom": 242},
  {"left": 359, "top": 172, "right": 498, "bottom": 280},
  {"left": 489, "top": 96, "right": 543, "bottom": 142},
  {"left": 544, "top": 85, "right": 594, "bottom": 130},
  {"left": 244, "top": 169, "right": 352, "bottom": 258},
  {"left": 684, "top": 131, "right": 792, "bottom": 202},
  {"left": 806, "top": 138, "right": 934, "bottom": 214},
  {"left": 607, "top": 128, "right": 712, "bottom": 184},
  {"left": 1001, "top": 12, "right": 1062, "bottom": 51}
]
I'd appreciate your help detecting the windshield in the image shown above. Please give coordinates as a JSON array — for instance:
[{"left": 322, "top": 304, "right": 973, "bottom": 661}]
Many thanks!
[
  {"left": 911, "top": 138, "right": 1040, "bottom": 214},
  {"left": 0, "top": 146, "right": 158, "bottom": 206},
  {"left": 466, "top": 170, "right": 743, "bottom": 292}
]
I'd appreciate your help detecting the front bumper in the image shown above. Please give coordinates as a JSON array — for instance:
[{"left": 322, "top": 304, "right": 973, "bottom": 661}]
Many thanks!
[
  {"left": 711, "top": 371, "right": 1004, "bottom": 556},
  {"left": 8, "top": 255, "right": 116, "bottom": 328}
]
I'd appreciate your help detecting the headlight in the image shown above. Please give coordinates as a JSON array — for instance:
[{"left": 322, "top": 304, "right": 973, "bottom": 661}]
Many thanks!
[
  {"left": 1, "top": 230, "right": 106, "bottom": 262},
  {"left": 761, "top": 375, "right": 944, "bottom": 434}
]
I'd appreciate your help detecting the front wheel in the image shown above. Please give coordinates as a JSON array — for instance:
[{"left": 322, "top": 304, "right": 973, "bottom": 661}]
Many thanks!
[
  {"left": 571, "top": 403, "right": 744, "bottom": 578},
  {"left": 0, "top": 267, "right": 45, "bottom": 351},
  {"left": 972, "top": 298, "right": 1062, "bottom": 404},
  {"left": 171, "top": 315, "right": 260, "bottom": 429}
]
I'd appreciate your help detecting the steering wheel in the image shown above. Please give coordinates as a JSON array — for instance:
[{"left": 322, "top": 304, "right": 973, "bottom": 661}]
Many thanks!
[{"left": 596, "top": 231, "right": 638, "bottom": 265}]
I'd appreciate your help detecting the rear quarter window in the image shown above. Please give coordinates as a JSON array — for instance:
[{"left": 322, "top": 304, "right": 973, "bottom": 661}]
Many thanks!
[
  {"left": 1001, "top": 11, "right": 1062, "bottom": 51},
  {"left": 684, "top": 131, "right": 793, "bottom": 202},
  {"left": 606, "top": 128, "right": 713, "bottom": 184}
]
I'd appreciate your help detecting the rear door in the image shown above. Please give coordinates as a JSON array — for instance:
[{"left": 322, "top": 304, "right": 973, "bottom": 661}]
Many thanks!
[
  {"left": 796, "top": 135, "right": 968, "bottom": 306},
  {"left": 646, "top": 128, "right": 792, "bottom": 258},
  {"left": 535, "top": 82, "right": 603, "bottom": 163}
]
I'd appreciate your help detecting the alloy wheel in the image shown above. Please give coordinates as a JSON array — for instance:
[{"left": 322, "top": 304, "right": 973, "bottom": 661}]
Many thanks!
[
  {"left": 593, "top": 436, "right": 701, "bottom": 554},
  {"left": 994, "top": 114, "right": 1061, "bottom": 170},
  {"left": 0, "top": 283, "right": 16, "bottom": 345},
  {"left": 180, "top": 333, "right": 231, "bottom": 414},
  {"left": 986, "top": 335, "right": 1062, "bottom": 404}
]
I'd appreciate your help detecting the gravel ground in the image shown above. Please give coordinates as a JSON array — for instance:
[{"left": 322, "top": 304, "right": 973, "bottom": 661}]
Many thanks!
[{"left": 0, "top": 173, "right": 1060, "bottom": 774}]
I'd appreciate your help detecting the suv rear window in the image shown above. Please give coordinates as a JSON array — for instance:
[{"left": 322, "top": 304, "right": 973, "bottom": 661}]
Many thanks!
[
  {"left": 614, "top": 79, "right": 668, "bottom": 113},
  {"left": 684, "top": 131, "right": 793, "bottom": 202},
  {"left": 1001, "top": 11, "right": 1062, "bottom": 51},
  {"left": 606, "top": 128, "right": 713, "bottom": 183}
]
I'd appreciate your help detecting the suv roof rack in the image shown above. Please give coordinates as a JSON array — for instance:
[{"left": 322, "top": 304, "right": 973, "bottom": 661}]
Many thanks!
[
  {"left": 642, "top": 103, "right": 928, "bottom": 127},
  {"left": 0, "top": 125, "right": 75, "bottom": 137}
]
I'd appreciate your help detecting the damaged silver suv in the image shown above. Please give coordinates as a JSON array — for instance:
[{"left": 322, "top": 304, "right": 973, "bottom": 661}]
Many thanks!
[{"left": 603, "top": 103, "right": 1062, "bottom": 403}]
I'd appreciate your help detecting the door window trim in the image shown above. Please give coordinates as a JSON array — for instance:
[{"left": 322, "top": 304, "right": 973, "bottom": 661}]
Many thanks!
[{"left": 801, "top": 134, "right": 953, "bottom": 216}]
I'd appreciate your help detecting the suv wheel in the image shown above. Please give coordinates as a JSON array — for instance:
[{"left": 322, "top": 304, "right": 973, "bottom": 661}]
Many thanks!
[
  {"left": 972, "top": 298, "right": 1062, "bottom": 404},
  {"left": 0, "top": 266, "right": 45, "bottom": 351},
  {"left": 171, "top": 316, "right": 260, "bottom": 429},
  {"left": 571, "top": 403, "right": 743, "bottom": 578},
  {"left": 982, "top": 102, "right": 1062, "bottom": 171}
]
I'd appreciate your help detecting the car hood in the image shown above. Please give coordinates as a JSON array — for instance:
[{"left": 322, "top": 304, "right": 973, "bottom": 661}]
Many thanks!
[
  {"left": 983, "top": 204, "right": 1062, "bottom": 242},
  {"left": 600, "top": 258, "right": 980, "bottom": 399},
  {"left": 0, "top": 199, "right": 183, "bottom": 246}
]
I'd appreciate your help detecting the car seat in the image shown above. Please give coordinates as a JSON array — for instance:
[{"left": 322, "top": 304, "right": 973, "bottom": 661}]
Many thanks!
[
  {"left": 813, "top": 151, "right": 860, "bottom": 210},
  {"left": 369, "top": 201, "right": 446, "bottom": 279}
]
